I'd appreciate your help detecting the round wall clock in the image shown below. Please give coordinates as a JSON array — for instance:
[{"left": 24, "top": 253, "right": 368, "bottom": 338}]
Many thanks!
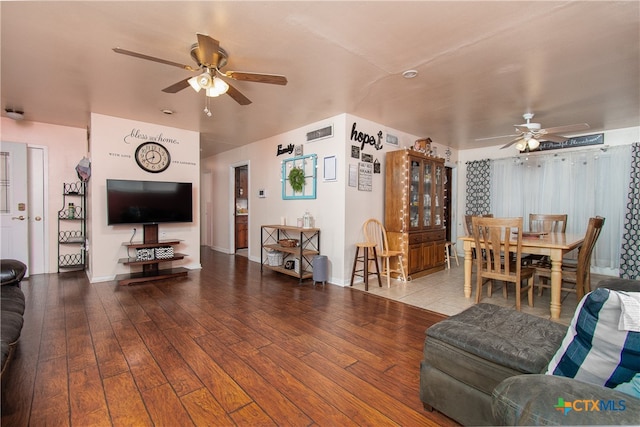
[{"left": 135, "top": 142, "right": 171, "bottom": 173}]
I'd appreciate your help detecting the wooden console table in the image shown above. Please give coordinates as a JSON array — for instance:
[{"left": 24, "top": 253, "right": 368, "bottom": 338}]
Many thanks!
[{"left": 260, "top": 225, "right": 320, "bottom": 283}]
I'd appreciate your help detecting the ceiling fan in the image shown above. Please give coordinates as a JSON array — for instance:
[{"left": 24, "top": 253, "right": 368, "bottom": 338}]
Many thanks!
[
  {"left": 476, "top": 113, "right": 589, "bottom": 151},
  {"left": 113, "top": 33, "right": 287, "bottom": 106}
]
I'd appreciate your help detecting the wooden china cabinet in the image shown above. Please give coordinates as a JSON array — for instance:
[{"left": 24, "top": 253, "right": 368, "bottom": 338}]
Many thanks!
[{"left": 385, "top": 149, "right": 446, "bottom": 279}]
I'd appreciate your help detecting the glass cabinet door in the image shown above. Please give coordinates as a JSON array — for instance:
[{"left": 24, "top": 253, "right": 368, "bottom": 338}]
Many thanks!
[
  {"left": 422, "top": 161, "right": 432, "bottom": 227},
  {"left": 409, "top": 160, "right": 420, "bottom": 229},
  {"left": 434, "top": 164, "right": 443, "bottom": 228}
]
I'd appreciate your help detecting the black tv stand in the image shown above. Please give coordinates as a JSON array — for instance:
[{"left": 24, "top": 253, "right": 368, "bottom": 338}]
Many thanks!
[{"left": 116, "top": 224, "right": 188, "bottom": 286}]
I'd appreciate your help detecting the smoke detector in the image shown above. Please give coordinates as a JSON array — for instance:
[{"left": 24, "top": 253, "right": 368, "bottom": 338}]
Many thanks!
[{"left": 5, "top": 108, "right": 24, "bottom": 121}]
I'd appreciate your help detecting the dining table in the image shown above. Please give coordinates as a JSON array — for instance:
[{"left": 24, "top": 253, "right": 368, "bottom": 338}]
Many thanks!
[{"left": 460, "top": 232, "right": 584, "bottom": 320}]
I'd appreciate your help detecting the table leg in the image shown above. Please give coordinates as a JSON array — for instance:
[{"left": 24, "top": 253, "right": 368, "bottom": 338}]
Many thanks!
[
  {"left": 464, "top": 242, "right": 473, "bottom": 298},
  {"left": 550, "top": 254, "right": 562, "bottom": 320}
]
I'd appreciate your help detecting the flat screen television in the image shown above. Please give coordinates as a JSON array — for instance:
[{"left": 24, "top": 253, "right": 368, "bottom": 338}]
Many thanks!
[{"left": 106, "top": 179, "right": 193, "bottom": 225}]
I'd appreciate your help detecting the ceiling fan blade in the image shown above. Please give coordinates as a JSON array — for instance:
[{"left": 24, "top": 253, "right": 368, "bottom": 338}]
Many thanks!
[
  {"left": 541, "top": 123, "right": 590, "bottom": 135},
  {"left": 475, "top": 134, "right": 519, "bottom": 142},
  {"left": 162, "top": 78, "right": 191, "bottom": 93},
  {"left": 541, "top": 134, "right": 568, "bottom": 143},
  {"left": 225, "top": 82, "right": 252, "bottom": 105},
  {"left": 113, "top": 47, "right": 196, "bottom": 71},
  {"left": 225, "top": 71, "right": 288, "bottom": 86},
  {"left": 196, "top": 33, "right": 220, "bottom": 67},
  {"left": 500, "top": 136, "right": 524, "bottom": 150}
]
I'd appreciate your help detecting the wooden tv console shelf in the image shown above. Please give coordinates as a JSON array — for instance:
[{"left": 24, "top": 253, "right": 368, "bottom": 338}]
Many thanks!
[{"left": 116, "top": 224, "right": 188, "bottom": 286}]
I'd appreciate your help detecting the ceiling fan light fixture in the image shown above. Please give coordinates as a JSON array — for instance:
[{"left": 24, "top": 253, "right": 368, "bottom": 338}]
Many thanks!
[
  {"left": 528, "top": 137, "right": 540, "bottom": 150},
  {"left": 206, "top": 77, "right": 229, "bottom": 97},
  {"left": 196, "top": 72, "right": 213, "bottom": 89},
  {"left": 187, "top": 76, "right": 202, "bottom": 92},
  {"left": 515, "top": 140, "right": 527, "bottom": 151}
]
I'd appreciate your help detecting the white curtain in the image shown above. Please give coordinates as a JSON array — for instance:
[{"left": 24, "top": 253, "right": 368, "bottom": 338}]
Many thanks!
[{"left": 490, "top": 145, "right": 632, "bottom": 273}]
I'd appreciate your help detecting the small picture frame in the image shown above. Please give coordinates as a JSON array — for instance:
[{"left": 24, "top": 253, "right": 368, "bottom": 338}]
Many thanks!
[
  {"left": 323, "top": 156, "right": 337, "bottom": 181},
  {"left": 294, "top": 145, "right": 303, "bottom": 156},
  {"left": 351, "top": 145, "right": 360, "bottom": 159}
]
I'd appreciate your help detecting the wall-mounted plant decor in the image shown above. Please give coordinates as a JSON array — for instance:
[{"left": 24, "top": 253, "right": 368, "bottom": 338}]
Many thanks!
[{"left": 282, "top": 154, "right": 317, "bottom": 199}]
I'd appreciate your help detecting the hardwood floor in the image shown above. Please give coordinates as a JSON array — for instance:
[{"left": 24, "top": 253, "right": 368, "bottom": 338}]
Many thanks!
[{"left": 1, "top": 248, "right": 456, "bottom": 426}]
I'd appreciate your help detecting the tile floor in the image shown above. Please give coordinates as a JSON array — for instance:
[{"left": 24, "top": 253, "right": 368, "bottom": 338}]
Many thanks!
[{"left": 349, "top": 259, "right": 610, "bottom": 326}]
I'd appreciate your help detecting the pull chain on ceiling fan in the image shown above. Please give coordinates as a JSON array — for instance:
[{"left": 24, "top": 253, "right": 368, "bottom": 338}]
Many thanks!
[{"left": 113, "top": 33, "right": 288, "bottom": 106}]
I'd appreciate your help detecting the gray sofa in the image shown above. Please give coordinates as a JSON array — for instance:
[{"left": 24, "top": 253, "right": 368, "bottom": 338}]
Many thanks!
[
  {"left": 1, "top": 259, "right": 26, "bottom": 377},
  {"left": 420, "top": 278, "right": 640, "bottom": 425}
]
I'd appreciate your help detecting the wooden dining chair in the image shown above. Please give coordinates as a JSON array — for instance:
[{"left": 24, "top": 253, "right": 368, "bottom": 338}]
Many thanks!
[
  {"left": 525, "top": 213, "right": 568, "bottom": 265},
  {"left": 535, "top": 216, "right": 605, "bottom": 300},
  {"left": 470, "top": 216, "right": 534, "bottom": 311},
  {"left": 363, "top": 218, "right": 407, "bottom": 287},
  {"left": 464, "top": 213, "right": 493, "bottom": 236},
  {"left": 529, "top": 213, "right": 568, "bottom": 233},
  {"left": 465, "top": 214, "right": 493, "bottom": 265}
]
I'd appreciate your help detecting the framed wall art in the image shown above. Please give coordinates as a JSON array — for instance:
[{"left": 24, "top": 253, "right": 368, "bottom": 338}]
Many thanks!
[
  {"left": 323, "top": 156, "right": 337, "bottom": 181},
  {"left": 282, "top": 154, "right": 317, "bottom": 199}
]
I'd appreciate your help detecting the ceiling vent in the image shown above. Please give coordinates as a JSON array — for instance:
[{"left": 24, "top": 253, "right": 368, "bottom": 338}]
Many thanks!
[{"left": 306, "top": 125, "right": 333, "bottom": 142}]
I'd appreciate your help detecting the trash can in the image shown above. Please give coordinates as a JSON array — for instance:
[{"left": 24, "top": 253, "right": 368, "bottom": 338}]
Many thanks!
[{"left": 312, "top": 255, "right": 328, "bottom": 286}]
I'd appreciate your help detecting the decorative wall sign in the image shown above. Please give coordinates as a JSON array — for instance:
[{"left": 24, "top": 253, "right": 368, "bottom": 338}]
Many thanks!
[
  {"left": 276, "top": 143, "right": 294, "bottom": 156},
  {"left": 361, "top": 153, "right": 373, "bottom": 163},
  {"left": 350, "top": 122, "right": 383, "bottom": 151},
  {"left": 351, "top": 145, "right": 360, "bottom": 159},
  {"left": 358, "top": 162, "right": 373, "bottom": 192},
  {"left": 538, "top": 133, "right": 604, "bottom": 152},
  {"left": 282, "top": 154, "right": 317, "bottom": 199},
  {"left": 373, "top": 159, "right": 381, "bottom": 174},
  {"left": 323, "top": 156, "right": 337, "bottom": 181},
  {"left": 348, "top": 164, "right": 357, "bottom": 187},
  {"left": 386, "top": 133, "right": 399, "bottom": 146}
]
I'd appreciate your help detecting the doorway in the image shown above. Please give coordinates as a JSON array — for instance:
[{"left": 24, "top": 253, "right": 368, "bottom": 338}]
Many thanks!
[{"left": 234, "top": 165, "right": 248, "bottom": 255}]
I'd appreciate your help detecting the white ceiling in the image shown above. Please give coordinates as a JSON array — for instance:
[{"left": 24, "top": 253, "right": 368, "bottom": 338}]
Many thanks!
[{"left": 2, "top": 1, "right": 639, "bottom": 158}]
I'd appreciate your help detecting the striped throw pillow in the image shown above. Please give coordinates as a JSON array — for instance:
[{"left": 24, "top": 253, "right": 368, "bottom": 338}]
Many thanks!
[{"left": 545, "top": 288, "right": 640, "bottom": 390}]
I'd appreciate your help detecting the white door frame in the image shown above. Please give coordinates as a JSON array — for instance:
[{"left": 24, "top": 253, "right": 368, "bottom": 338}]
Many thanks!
[
  {"left": 201, "top": 170, "right": 213, "bottom": 247},
  {"left": 229, "top": 160, "right": 250, "bottom": 254},
  {"left": 28, "top": 145, "right": 49, "bottom": 274}
]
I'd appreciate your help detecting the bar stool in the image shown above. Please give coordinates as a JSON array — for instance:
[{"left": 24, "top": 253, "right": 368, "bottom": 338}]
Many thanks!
[
  {"left": 444, "top": 241, "right": 459, "bottom": 269},
  {"left": 350, "top": 242, "right": 382, "bottom": 291}
]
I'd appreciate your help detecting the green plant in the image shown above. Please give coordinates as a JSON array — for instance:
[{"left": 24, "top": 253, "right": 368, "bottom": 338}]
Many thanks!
[{"left": 288, "top": 167, "right": 305, "bottom": 192}]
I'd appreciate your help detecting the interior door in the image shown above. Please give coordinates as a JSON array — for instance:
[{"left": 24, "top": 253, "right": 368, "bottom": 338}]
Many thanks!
[{"left": 1, "top": 142, "right": 29, "bottom": 272}]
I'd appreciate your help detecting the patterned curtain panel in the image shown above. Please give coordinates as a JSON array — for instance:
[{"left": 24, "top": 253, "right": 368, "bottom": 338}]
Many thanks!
[
  {"left": 620, "top": 142, "right": 640, "bottom": 279},
  {"left": 465, "top": 159, "right": 491, "bottom": 215}
]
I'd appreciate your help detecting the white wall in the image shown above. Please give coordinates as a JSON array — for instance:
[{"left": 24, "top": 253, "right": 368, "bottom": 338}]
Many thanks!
[
  {"left": 201, "top": 113, "right": 453, "bottom": 285},
  {"left": 88, "top": 113, "right": 201, "bottom": 282},
  {"left": 1, "top": 117, "right": 87, "bottom": 273}
]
